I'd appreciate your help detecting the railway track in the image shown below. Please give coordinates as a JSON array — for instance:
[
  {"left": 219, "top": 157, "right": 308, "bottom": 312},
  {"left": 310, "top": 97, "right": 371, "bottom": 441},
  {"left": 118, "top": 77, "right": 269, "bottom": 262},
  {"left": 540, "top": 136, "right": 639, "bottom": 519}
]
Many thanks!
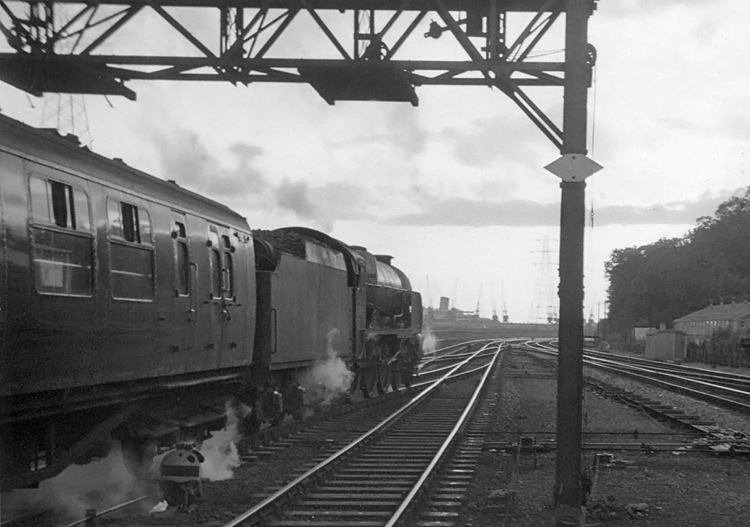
[
  {"left": 246, "top": 340, "right": 496, "bottom": 458},
  {"left": 1, "top": 340, "right": 500, "bottom": 527},
  {"left": 500, "top": 346, "right": 750, "bottom": 457},
  {"left": 523, "top": 341, "right": 750, "bottom": 414},
  {"left": 222, "top": 341, "right": 504, "bottom": 527}
]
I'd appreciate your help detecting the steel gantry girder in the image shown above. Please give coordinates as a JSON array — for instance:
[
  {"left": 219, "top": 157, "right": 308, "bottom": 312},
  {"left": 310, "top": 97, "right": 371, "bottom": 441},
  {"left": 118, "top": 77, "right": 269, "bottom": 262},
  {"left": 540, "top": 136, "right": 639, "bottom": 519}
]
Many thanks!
[{"left": 0, "top": 0, "right": 597, "bottom": 147}]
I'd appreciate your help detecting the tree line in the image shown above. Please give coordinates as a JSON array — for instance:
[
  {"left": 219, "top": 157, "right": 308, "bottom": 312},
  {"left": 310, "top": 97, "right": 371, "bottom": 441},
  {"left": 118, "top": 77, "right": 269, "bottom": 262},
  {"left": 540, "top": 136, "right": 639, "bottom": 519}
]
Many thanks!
[{"left": 604, "top": 186, "right": 750, "bottom": 339}]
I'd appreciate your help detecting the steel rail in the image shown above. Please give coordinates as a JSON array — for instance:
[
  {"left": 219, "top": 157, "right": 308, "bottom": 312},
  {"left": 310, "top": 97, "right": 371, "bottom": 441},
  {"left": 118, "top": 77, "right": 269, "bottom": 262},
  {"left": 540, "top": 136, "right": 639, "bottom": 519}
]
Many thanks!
[
  {"left": 419, "top": 339, "right": 490, "bottom": 365},
  {"left": 585, "top": 356, "right": 750, "bottom": 399},
  {"left": 584, "top": 349, "right": 750, "bottom": 386},
  {"left": 415, "top": 347, "right": 499, "bottom": 378},
  {"left": 524, "top": 343, "right": 750, "bottom": 413},
  {"left": 221, "top": 342, "right": 496, "bottom": 527},
  {"left": 420, "top": 348, "right": 498, "bottom": 363},
  {"left": 247, "top": 345, "right": 499, "bottom": 451},
  {"left": 533, "top": 339, "right": 750, "bottom": 384},
  {"left": 531, "top": 341, "right": 750, "bottom": 401},
  {"left": 411, "top": 359, "right": 497, "bottom": 388},
  {"left": 384, "top": 343, "right": 502, "bottom": 526},
  {"left": 58, "top": 495, "right": 149, "bottom": 527}
]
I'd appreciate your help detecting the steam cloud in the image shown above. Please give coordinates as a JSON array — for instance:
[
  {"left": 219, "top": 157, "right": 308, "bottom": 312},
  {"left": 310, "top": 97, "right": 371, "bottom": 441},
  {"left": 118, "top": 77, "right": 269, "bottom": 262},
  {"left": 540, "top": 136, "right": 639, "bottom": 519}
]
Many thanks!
[
  {"left": 421, "top": 326, "right": 439, "bottom": 355},
  {"left": 298, "top": 329, "right": 355, "bottom": 407},
  {"left": 198, "top": 403, "right": 244, "bottom": 481},
  {"left": 1, "top": 443, "right": 152, "bottom": 522}
]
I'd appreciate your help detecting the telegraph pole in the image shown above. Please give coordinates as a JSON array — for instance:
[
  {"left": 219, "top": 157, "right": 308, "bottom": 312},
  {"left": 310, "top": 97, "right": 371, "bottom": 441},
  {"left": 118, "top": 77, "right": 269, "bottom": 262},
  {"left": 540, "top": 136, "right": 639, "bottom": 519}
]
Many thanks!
[{"left": 545, "top": 0, "right": 602, "bottom": 525}]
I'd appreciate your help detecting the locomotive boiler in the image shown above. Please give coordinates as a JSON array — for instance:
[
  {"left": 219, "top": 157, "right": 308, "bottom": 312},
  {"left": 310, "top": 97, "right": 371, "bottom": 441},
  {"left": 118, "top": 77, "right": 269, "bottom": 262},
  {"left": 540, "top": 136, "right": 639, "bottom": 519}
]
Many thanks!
[{"left": 0, "top": 112, "right": 422, "bottom": 492}]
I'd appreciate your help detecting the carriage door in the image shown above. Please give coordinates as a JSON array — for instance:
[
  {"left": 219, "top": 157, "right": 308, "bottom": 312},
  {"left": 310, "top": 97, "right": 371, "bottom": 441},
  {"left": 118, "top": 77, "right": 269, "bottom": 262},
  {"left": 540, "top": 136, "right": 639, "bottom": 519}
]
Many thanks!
[
  {"left": 207, "top": 224, "right": 236, "bottom": 361},
  {"left": 172, "top": 212, "right": 196, "bottom": 352}
]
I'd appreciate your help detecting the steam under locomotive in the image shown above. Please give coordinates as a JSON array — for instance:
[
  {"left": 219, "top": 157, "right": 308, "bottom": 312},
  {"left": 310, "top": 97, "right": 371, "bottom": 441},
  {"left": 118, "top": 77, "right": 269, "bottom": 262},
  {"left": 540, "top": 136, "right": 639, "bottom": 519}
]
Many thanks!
[{"left": 0, "top": 112, "right": 422, "bottom": 492}]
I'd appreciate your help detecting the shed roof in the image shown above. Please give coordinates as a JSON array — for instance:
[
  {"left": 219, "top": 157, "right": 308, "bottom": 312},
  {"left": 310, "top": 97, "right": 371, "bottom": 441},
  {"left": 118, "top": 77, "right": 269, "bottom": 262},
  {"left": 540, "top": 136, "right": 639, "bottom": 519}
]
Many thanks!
[{"left": 674, "top": 302, "right": 750, "bottom": 323}]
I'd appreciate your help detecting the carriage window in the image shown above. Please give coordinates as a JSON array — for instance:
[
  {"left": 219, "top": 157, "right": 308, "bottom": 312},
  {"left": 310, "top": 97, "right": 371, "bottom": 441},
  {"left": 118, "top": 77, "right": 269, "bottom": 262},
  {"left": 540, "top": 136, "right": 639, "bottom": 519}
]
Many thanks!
[
  {"left": 29, "top": 175, "right": 93, "bottom": 296},
  {"left": 223, "top": 252, "right": 233, "bottom": 296},
  {"left": 176, "top": 242, "right": 189, "bottom": 295},
  {"left": 32, "top": 229, "right": 93, "bottom": 296},
  {"left": 139, "top": 209, "right": 152, "bottom": 244},
  {"left": 107, "top": 198, "right": 154, "bottom": 300},
  {"left": 110, "top": 242, "right": 153, "bottom": 300},
  {"left": 174, "top": 219, "right": 189, "bottom": 296},
  {"left": 74, "top": 190, "right": 90, "bottom": 231},
  {"left": 30, "top": 176, "right": 50, "bottom": 222},
  {"left": 30, "top": 176, "right": 90, "bottom": 232},
  {"left": 121, "top": 202, "right": 139, "bottom": 243},
  {"left": 208, "top": 226, "right": 235, "bottom": 298},
  {"left": 107, "top": 199, "right": 122, "bottom": 238},
  {"left": 211, "top": 249, "right": 222, "bottom": 297},
  {"left": 108, "top": 199, "right": 152, "bottom": 245},
  {"left": 50, "top": 182, "right": 74, "bottom": 228}
]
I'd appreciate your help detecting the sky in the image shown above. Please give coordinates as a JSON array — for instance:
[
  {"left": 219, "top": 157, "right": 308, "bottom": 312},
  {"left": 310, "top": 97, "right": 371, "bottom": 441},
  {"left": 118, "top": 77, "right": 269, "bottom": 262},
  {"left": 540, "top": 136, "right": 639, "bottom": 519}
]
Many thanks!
[{"left": 1, "top": 0, "right": 748, "bottom": 323}]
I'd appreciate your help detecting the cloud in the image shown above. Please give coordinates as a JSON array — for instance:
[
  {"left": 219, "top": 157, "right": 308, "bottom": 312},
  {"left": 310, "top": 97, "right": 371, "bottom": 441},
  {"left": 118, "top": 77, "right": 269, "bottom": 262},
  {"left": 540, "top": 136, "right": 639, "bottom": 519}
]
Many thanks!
[
  {"left": 152, "top": 126, "right": 267, "bottom": 200},
  {"left": 718, "top": 115, "right": 750, "bottom": 141},
  {"left": 389, "top": 197, "right": 559, "bottom": 227},
  {"left": 333, "top": 105, "right": 429, "bottom": 159},
  {"left": 601, "top": 0, "right": 720, "bottom": 16},
  {"left": 594, "top": 188, "right": 746, "bottom": 226},
  {"left": 388, "top": 188, "right": 746, "bottom": 228},
  {"left": 149, "top": 123, "right": 383, "bottom": 232},
  {"left": 440, "top": 113, "right": 550, "bottom": 168},
  {"left": 277, "top": 178, "right": 319, "bottom": 219}
]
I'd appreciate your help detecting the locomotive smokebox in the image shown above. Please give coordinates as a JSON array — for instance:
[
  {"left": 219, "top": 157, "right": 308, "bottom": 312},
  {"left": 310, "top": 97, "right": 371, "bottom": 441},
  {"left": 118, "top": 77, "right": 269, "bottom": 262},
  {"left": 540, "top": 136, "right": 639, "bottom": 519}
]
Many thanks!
[{"left": 160, "top": 444, "right": 204, "bottom": 509}]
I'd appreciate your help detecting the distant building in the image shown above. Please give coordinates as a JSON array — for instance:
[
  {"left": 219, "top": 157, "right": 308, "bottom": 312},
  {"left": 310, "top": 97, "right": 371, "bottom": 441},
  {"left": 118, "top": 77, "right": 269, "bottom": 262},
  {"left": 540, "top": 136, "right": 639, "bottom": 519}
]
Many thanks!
[
  {"left": 632, "top": 327, "right": 652, "bottom": 341},
  {"left": 439, "top": 296, "right": 450, "bottom": 311},
  {"left": 645, "top": 325, "right": 686, "bottom": 361},
  {"left": 673, "top": 302, "right": 750, "bottom": 344}
]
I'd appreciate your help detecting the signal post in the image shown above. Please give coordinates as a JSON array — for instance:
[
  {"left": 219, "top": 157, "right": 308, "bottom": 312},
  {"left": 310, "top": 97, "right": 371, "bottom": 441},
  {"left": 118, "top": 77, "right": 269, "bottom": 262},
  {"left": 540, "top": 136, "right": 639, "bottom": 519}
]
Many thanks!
[{"left": 545, "top": 0, "right": 602, "bottom": 525}]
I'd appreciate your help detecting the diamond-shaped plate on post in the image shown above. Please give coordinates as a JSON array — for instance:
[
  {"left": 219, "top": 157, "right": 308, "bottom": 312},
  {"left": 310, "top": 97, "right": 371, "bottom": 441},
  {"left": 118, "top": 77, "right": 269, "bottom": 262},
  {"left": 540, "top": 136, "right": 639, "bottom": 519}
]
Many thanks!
[{"left": 545, "top": 154, "right": 603, "bottom": 182}]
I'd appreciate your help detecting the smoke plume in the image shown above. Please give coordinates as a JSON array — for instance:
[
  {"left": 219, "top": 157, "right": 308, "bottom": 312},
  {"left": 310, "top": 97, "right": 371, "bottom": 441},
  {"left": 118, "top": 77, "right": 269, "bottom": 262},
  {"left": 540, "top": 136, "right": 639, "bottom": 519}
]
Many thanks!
[{"left": 298, "top": 329, "right": 354, "bottom": 407}]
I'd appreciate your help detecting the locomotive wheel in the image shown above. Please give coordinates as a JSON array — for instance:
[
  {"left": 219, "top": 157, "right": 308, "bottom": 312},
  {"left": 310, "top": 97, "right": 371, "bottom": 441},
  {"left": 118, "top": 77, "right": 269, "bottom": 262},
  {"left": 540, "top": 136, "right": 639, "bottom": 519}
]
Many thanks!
[
  {"left": 359, "top": 369, "right": 371, "bottom": 399},
  {"left": 376, "top": 364, "right": 390, "bottom": 395},
  {"left": 366, "top": 367, "right": 380, "bottom": 398},
  {"left": 390, "top": 365, "right": 401, "bottom": 392},
  {"left": 352, "top": 369, "right": 364, "bottom": 396},
  {"left": 403, "top": 369, "right": 413, "bottom": 388}
]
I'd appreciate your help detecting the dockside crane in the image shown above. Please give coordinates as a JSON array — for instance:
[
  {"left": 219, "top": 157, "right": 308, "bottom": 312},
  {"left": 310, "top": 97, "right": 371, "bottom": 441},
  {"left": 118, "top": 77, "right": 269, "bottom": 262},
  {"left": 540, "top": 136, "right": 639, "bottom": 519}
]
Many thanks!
[
  {"left": 475, "top": 283, "right": 483, "bottom": 318},
  {"left": 501, "top": 282, "right": 509, "bottom": 323},
  {"left": 491, "top": 283, "right": 498, "bottom": 322}
]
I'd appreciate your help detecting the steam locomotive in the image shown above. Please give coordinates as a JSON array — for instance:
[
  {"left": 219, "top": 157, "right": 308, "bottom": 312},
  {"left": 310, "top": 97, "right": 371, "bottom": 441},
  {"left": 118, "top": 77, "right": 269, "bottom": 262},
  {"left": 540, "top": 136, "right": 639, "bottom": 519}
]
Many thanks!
[{"left": 0, "top": 112, "right": 422, "bottom": 491}]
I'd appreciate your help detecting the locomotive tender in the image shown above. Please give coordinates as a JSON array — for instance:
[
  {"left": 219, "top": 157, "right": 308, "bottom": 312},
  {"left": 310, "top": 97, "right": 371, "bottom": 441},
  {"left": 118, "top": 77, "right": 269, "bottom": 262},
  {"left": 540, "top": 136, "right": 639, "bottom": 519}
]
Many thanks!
[{"left": 0, "top": 112, "right": 422, "bottom": 491}]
